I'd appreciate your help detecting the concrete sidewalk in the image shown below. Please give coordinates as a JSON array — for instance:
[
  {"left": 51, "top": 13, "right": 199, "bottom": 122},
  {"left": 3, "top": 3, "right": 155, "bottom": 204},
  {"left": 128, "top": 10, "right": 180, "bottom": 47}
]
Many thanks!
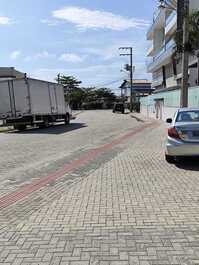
[{"left": 1, "top": 117, "right": 199, "bottom": 265}]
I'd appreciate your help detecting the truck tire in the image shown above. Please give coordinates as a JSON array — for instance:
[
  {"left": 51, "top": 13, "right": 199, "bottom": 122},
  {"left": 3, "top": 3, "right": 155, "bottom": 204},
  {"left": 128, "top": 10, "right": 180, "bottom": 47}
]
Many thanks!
[
  {"left": 165, "top": 154, "right": 175, "bottom": 164},
  {"left": 65, "top": 114, "right": 70, "bottom": 125},
  {"left": 14, "top": 125, "right": 26, "bottom": 131},
  {"left": 39, "top": 118, "right": 49, "bottom": 128}
]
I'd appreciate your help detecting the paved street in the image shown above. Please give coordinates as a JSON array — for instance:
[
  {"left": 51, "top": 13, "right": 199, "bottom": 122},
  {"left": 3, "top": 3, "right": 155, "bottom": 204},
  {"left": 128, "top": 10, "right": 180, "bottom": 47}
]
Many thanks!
[
  {"left": 0, "top": 110, "right": 142, "bottom": 195},
  {"left": 1, "top": 110, "right": 199, "bottom": 265}
]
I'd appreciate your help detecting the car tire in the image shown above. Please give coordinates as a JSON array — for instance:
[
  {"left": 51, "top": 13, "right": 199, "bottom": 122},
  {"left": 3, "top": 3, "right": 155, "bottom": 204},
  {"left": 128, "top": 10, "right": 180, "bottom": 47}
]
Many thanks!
[{"left": 165, "top": 154, "right": 175, "bottom": 164}]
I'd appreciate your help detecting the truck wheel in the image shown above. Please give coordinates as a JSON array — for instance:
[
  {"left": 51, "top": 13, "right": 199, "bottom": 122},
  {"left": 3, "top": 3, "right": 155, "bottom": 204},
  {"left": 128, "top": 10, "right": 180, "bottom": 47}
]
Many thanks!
[
  {"left": 165, "top": 154, "right": 175, "bottom": 164},
  {"left": 44, "top": 119, "right": 49, "bottom": 127},
  {"left": 39, "top": 118, "right": 49, "bottom": 128},
  {"left": 14, "top": 125, "right": 26, "bottom": 131},
  {"left": 65, "top": 114, "right": 70, "bottom": 125}
]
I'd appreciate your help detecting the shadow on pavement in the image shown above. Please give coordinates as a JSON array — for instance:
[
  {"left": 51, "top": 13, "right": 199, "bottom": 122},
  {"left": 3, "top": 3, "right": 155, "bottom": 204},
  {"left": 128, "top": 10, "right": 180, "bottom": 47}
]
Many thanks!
[
  {"left": 175, "top": 157, "right": 199, "bottom": 171},
  {"left": 9, "top": 122, "right": 87, "bottom": 135},
  {"left": 131, "top": 115, "right": 145, "bottom": 123}
]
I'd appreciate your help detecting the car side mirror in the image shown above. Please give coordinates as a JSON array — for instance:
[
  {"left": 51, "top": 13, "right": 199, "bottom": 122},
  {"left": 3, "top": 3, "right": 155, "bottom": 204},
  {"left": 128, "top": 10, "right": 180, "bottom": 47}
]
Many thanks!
[{"left": 166, "top": 118, "right": 172, "bottom": 123}]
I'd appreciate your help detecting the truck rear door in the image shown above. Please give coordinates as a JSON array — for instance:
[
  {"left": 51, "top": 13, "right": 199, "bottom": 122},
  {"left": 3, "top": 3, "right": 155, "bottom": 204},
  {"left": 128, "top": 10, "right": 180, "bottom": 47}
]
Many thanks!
[
  {"left": 0, "top": 80, "right": 16, "bottom": 119},
  {"left": 12, "top": 79, "right": 31, "bottom": 116},
  {"left": 48, "top": 84, "right": 58, "bottom": 114}
]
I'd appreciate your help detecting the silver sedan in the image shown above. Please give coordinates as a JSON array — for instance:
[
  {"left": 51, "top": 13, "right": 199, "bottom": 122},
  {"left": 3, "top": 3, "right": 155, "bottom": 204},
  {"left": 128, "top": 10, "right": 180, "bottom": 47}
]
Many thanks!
[{"left": 166, "top": 108, "right": 199, "bottom": 163}]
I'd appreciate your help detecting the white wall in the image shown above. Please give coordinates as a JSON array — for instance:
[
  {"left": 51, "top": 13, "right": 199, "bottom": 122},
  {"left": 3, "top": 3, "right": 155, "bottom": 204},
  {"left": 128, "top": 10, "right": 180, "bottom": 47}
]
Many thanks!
[{"left": 141, "top": 105, "right": 178, "bottom": 121}]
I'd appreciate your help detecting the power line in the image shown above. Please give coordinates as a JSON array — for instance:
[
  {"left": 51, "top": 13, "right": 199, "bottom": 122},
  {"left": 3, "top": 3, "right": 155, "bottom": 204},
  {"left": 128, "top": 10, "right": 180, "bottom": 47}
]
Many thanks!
[{"left": 94, "top": 77, "right": 124, "bottom": 89}]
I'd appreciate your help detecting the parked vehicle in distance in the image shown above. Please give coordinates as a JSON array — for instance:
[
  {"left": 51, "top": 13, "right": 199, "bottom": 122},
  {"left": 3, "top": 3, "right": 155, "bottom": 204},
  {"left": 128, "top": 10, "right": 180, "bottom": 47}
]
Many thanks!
[
  {"left": 113, "top": 102, "right": 125, "bottom": 114},
  {"left": 0, "top": 77, "right": 72, "bottom": 130},
  {"left": 165, "top": 108, "right": 199, "bottom": 163}
]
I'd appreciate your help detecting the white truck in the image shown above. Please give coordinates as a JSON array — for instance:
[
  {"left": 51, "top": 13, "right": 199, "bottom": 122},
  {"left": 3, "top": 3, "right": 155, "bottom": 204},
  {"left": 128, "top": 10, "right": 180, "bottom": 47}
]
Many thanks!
[{"left": 0, "top": 77, "right": 72, "bottom": 130}]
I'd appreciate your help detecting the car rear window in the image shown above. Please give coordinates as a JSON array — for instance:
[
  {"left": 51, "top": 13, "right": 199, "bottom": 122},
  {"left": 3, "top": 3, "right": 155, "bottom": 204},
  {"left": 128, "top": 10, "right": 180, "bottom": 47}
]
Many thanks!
[{"left": 176, "top": 111, "right": 199, "bottom": 122}]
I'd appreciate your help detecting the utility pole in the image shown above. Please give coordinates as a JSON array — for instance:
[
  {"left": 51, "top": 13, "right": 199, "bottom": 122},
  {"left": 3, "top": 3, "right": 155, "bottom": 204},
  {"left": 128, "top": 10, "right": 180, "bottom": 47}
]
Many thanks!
[
  {"left": 181, "top": 0, "right": 190, "bottom": 107},
  {"left": 57, "top": 73, "right": 61, "bottom": 84},
  {"left": 119, "top": 47, "right": 134, "bottom": 112}
]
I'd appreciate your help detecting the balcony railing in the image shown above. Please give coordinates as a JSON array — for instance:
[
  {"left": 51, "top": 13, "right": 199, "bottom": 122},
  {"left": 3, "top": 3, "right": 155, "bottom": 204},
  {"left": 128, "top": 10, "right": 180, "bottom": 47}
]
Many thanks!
[
  {"left": 153, "top": 8, "right": 161, "bottom": 23},
  {"left": 146, "top": 39, "right": 176, "bottom": 71},
  {"left": 154, "top": 45, "right": 165, "bottom": 61},
  {"left": 147, "top": 8, "right": 163, "bottom": 39},
  {"left": 165, "top": 38, "right": 175, "bottom": 50},
  {"left": 166, "top": 10, "right": 177, "bottom": 26}
]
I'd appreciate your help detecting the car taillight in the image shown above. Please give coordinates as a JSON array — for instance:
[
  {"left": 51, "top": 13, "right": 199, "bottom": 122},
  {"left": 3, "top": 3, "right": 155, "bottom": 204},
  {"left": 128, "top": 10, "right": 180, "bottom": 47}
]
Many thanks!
[{"left": 168, "top": 127, "right": 180, "bottom": 139}]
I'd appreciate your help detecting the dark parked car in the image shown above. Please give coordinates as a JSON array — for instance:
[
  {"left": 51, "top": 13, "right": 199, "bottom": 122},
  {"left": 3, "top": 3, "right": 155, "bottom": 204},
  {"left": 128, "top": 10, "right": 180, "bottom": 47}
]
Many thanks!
[{"left": 113, "top": 103, "right": 125, "bottom": 114}]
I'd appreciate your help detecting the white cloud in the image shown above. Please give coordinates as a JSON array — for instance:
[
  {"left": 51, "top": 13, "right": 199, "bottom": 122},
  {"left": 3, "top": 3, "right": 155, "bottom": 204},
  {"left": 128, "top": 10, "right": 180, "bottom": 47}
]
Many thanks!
[
  {"left": 24, "top": 56, "right": 32, "bottom": 62},
  {"left": 35, "top": 51, "right": 56, "bottom": 59},
  {"left": 52, "top": 6, "right": 149, "bottom": 31},
  {"left": 24, "top": 51, "right": 56, "bottom": 61},
  {"left": 31, "top": 57, "right": 151, "bottom": 90},
  {"left": 59, "top": 53, "right": 84, "bottom": 63},
  {"left": 31, "top": 62, "right": 126, "bottom": 85},
  {"left": 82, "top": 41, "right": 139, "bottom": 61},
  {"left": 40, "top": 19, "right": 59, "bottom": 26},
  {"left": 0, "top": 16, "right": 12, "bottom": 25},
  {"left": 10, "top": 51, "right": 21, "bottom": 60}
]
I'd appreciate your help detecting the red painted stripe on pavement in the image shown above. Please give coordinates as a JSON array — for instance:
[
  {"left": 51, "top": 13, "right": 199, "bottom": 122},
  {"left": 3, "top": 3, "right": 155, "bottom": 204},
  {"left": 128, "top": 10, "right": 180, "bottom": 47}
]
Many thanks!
[{"left": 0, "top": 121, "right": 158, "bottom": 209}]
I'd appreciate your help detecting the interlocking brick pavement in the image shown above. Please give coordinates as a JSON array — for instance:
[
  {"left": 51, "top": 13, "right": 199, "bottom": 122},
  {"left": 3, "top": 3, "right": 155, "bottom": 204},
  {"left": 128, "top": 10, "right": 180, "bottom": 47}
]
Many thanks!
[{"left": 1, "top": 113, "right": 199, "bottom": 264}]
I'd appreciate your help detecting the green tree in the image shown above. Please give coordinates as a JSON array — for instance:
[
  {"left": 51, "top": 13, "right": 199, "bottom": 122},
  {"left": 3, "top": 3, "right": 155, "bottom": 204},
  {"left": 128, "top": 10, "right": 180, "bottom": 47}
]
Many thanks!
[
  {"left": 187, "top": 11, "right": 199, "bottom": 86},
  {"left": 94, "top": 88, "right": 116, "bottom": 100},
  {"left": 175, "top": 10, "right": 199, "bottom": 85},
  {"left": 56, "top": 75, "right": 82, "bottom": 90},
  {"left": 55, "top": 75, "right": 116, "bottom": 109},
  {"left": 56, "top": 75, "right": 83, "bottom": 109},
  {"left": 82, "top": 87, "right": 116, "bottom": 109}
]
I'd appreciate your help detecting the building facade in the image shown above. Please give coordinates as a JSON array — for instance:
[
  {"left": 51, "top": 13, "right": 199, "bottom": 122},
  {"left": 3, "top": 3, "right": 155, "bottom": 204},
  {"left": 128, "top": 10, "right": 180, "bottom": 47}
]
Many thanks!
[
  {"left": 147, "top": 0, "right": 199, "bottom": 93},
  {"left": 0, "top": 67, "right": 25, "bottom": 81},
  {"left": 119, "top": 79, "right": 153, "bottom": 102}
]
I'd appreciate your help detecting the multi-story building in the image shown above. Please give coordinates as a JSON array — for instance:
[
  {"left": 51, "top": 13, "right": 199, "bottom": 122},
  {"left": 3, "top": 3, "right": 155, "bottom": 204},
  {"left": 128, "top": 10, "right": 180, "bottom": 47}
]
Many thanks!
[
  {"left": 140, "top": 0, "right": 199, "bottom": 120},
  {"left": 147, "top": 0, "right": 199, "bottom": 92},
  {"left": 120, "top": 79, "right": 153, "bottom": 99},
  {"left": 0, "top": 67, "right": 25, "bottom": 80}
]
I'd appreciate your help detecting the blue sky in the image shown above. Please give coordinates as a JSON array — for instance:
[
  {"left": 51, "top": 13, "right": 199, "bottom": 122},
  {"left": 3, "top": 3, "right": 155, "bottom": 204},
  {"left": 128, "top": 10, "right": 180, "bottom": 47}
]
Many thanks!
[{"left": 0, "top": 0, "right": 156, "bottom": 91}]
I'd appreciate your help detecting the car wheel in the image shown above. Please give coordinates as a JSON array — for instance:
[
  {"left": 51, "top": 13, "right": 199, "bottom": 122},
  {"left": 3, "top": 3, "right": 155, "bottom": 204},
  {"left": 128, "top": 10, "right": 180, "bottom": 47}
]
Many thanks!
[{"left": 165, "top": 154, "right": 175, "bottom": 164}]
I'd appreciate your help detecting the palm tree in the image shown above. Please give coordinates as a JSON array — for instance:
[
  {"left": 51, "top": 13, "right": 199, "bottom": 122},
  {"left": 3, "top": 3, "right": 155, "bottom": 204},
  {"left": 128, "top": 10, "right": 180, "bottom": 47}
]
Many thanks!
[{"left": 175, "top": 10, "right": 199, "bottom": 85}]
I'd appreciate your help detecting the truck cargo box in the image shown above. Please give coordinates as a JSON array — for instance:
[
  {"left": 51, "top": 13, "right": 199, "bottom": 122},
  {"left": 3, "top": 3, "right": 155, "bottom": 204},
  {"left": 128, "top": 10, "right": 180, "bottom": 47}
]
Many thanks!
[{"left": 0, "top": 77, "right": 71, "bottom": 129}]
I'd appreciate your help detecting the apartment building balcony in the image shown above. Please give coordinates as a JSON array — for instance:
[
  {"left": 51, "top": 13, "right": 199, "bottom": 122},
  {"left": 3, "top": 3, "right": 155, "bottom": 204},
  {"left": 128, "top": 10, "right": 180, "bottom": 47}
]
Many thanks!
[
  {"left": 165, "top": 10, "right": 177, "bottom": 37},
  {"left": 147, "top": 43, "right": 155, "bottom": 57},
  {"left": 166, "top": 0, "right": 177, "bottom": 8},
  {"left": 147, "top": 8, "right": 165, "bottom": 40},
  {"left": 147, "top": 39, "right": 176, "bottom": 73},
  {"left": 152, "top": 76, "right": 163, "bottom": 88}
]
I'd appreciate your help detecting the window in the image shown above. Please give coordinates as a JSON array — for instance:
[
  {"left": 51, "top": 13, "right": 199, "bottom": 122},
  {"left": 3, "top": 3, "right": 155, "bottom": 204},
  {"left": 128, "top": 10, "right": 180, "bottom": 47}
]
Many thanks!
[{"left": 177, "top": 111, "right": 199, "bottom": 122}]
